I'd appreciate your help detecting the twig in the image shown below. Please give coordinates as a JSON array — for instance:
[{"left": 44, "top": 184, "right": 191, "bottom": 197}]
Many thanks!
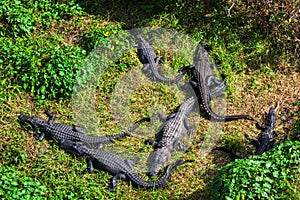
[{"left": 227, "top": 0, "right": 237, "bottom": 17}]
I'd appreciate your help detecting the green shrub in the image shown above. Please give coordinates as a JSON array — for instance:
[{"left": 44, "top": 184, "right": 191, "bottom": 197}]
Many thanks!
[
  {"left": 0, "top": 0, "right": 83, "bottom": 37},
  {"left": 0, "top": 0, "right": 88, "bottom": 101},
  {"left": 0, "top": 36, "right": 86, "bottom": 101},
  {"left": 0, "top": 165, "right": 47, "bottom": 199},
  {"left": 211, "top": 140, "right": 300, "bottom": 199},
  {"left": 0, "top": 0, "right": 36, "bottom": 37}
]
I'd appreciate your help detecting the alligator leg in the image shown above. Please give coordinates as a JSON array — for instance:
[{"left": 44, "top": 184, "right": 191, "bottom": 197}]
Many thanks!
[
  {"left": 183, "top": 118, "right": 193, "bottom": 129},
  {"left": 178, "top": 80, "right": 198, "bottom": 91},
  {"left": 145, "top": 139, "right": 157, "bottom": 146},
  {"left": 255, "top": 121, "right": 267, "bottom": 131},
  {"left": 272, "top": 131, "right": 279, "bottom": 137},
  {"left": 73, "top": 126, "right": 86, "bottom": 134},
  {"left": 174, "top": 140, "right": 187, "bottom": 152},
  {"left": 183, "top": 118, "right": 195, "bottom": 136},
  {"left": 187, "top": 128, "right": 194, "bottom": 136},
  {"left": 44, "top": 109, "right": 55, "bottom": 123},
  {"left": 151, "top": 113, "right": 169, "bottom": 122},
  {"left": 142, "top": 63, "right": 151, "bottom": 73},
  {"left": 244, "top": 133, "right": 260, "bottom": 149},
  {"left": 125, "top": 159, "right": 135, "bottom": 169},
  {"left": 156, "top": 57, "right": 164, "bottom": 64},
  {"left": 178, "top": 65, "right": 195, "bottom": 73},
  {"left": 206, "top": 75, "right": 224, "bottom": 87},
  {"left": 34, "top": 133, "right": 45, "bottom": 141},
  {"left": 267, "top": 141, "right": 276, "bottom": 150},
  {"left": 107, "top": 173, "right": 126, "bottom": 191},
  {"left": 31, "top": 123, "right": 40, "bottom": 132},
  {"left": 86, "top": 158, "right": 94, "bottom": 173}
]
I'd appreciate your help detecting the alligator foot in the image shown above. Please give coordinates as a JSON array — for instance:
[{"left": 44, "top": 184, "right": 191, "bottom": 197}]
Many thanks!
[
  {"left": 147, "top": 171, "right": 158, "bottom": 177},
  {"left": 178, "top": 65, "right": 195, "bottom": 73},
  {"left": 106, "top": 173, "right": 126, "bottom": 191},
  {"left": 44, "top": 109, "right": 55, "bottom": 123},
  {"left": 34, "top": 133, "right": 45, "bottom": 141},
  {"left": 145, "top": 139, "right": 157, "bottom": 146}
]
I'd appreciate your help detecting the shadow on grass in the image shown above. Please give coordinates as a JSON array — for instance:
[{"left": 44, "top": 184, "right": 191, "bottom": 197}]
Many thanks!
[
  {"left": 77, "top": 0, "right": 299, "bottom": 73},
  {"left": 77, "top": 0, "right": 174, "bottom": 29}
]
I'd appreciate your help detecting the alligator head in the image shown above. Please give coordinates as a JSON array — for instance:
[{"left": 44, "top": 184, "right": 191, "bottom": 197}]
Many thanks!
[
  {"left": 18, "top": 114, "right": 48, "bottom": 130},
  {"left": 146, "top": 146, "right": 172, "bottom": 176}
]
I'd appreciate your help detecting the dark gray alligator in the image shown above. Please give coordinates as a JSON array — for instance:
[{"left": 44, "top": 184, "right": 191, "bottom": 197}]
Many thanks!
[
  {"left": 245, "top": 104, "right": 279, "bottom": 155},
  {"left": 134, "top": 33, "right": 185, "bottom": 84},
  {"left": 60, "top": 139, "right": 185, "bottom": 191},
  {"left": 179, "top": 42, "right": 254, "bottom": 122},
  {"left": 19, "top": 109, "right": 148, "bottom": 148},
  {"left": 145, "top": 96, "right": 196, "bottom": 176}
]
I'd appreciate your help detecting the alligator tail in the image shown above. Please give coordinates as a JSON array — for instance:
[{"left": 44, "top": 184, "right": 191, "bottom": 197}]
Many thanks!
[
  {"left": 86, "top": 118, "right": 151, "bottom": 144},
  {"left": 128, "top": 160, "right": 184, "bottom": 188},
  {"left": 147, "top": 63, "right": 184, "bottom": 85},
  {"left": 255, "top": 141, "right": 269, "bottom": 155},
  {"left": 201, "top": 100, "right": 255, "bottom": 122}
]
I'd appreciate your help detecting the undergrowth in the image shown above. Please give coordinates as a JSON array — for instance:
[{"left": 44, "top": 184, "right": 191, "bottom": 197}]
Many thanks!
[
  {"left": 0, "top": 166, "right": 47, "bottom": 199},
  {"left": 210, "top": 140, "right": 300, "bottom": 199}
]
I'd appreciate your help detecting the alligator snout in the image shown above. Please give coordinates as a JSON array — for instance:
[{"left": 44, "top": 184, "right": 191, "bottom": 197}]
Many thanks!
[{"left": 18, "top": 115, "right": 27, "bottom": 123}]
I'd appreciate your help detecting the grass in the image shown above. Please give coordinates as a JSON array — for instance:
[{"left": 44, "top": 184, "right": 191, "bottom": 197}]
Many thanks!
[{"left": 1, "top": 0, "right": 299, "bottom": 199}]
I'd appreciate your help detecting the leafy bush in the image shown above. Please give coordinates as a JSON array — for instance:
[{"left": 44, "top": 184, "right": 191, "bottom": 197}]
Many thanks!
[
  {"left": 211, "top": 140, "right": 300, "bottom": 199},
  {"left": 0, "top": 0, "right": 36, "bottom": 37},
  {"left": 0, "top": 165, "right": 47, "bottom": 199},
  {"left": 0, "top": 0, "right": 83, "bottom": 37},
  {"left": 0, "top": 0, "right": 89, "bottom": 101},
  {"left": 0, "top": 36, "right": 86, "bottom": 101}
]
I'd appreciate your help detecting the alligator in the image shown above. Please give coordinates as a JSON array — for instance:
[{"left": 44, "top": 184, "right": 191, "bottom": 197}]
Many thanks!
[
  {"left": 60, "top": 139, "right": 186, "bottom": 191},
  {"left": 245, "top": 104, "right": 279, "bottom": 155},
  {"left": 19, "top": 109, "right": 148, "bottom": 148},
  {"left": 179, "top": 41, "right": 254, "bottom": 122},
  {"left": 133, "top": 33, "right": 186, "bottom": 84},
  {"left": 144, "top": 96, "right": 196, "bottom": 176}
]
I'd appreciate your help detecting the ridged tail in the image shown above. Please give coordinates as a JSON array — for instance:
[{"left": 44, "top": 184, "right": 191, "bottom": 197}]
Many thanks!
[
  {"left": 84, "top": 117, "right": 151, "bottom": 144},
  {"left": 127, "top": 160, "right": 184, "bottom": 188},
  {"left": 222, "top": 114, "right": 254, "bottom": 122},
  {"left": 200, "top": 98, "right": 255, "bottom": 122},
  {"left": 208, "top": 112, "right": 254, "bottom": 122},
  {"left": 149, "top": 63, "right": 184, "bottom": 84}
]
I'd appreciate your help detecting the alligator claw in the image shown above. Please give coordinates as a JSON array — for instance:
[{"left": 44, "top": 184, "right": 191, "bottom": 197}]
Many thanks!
[
  {"left": 178, "top": 65, "right": 194, "bottom": 73},
  {"left": 244, "top": 133, "right": 251, "bottom": 140},
  {"left": 44, "top": 109, "right": 51, "bottom": 115},
  {"left": 145, "top": 139, "right": 155, "bottom": 146},
  {"left": 105, "top": 187, "right": 115, "bottom": 192},
  {"left": 147, "top": 171, "right": 158, "bottom": 177}
]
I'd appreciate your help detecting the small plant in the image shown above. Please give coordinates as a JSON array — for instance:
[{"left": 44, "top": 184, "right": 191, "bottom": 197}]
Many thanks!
[
  {"left": 0, "top": 0, "right": 36, "bottom": 37},
  {"left": 210, "top": 140, "right": 300, "bottom": 199},
  {"left": 80, "top": 24, "right": 122, "bottom": 53},
  {"left": 0, "top": 166, "right": 47, "bottom": 199}
]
